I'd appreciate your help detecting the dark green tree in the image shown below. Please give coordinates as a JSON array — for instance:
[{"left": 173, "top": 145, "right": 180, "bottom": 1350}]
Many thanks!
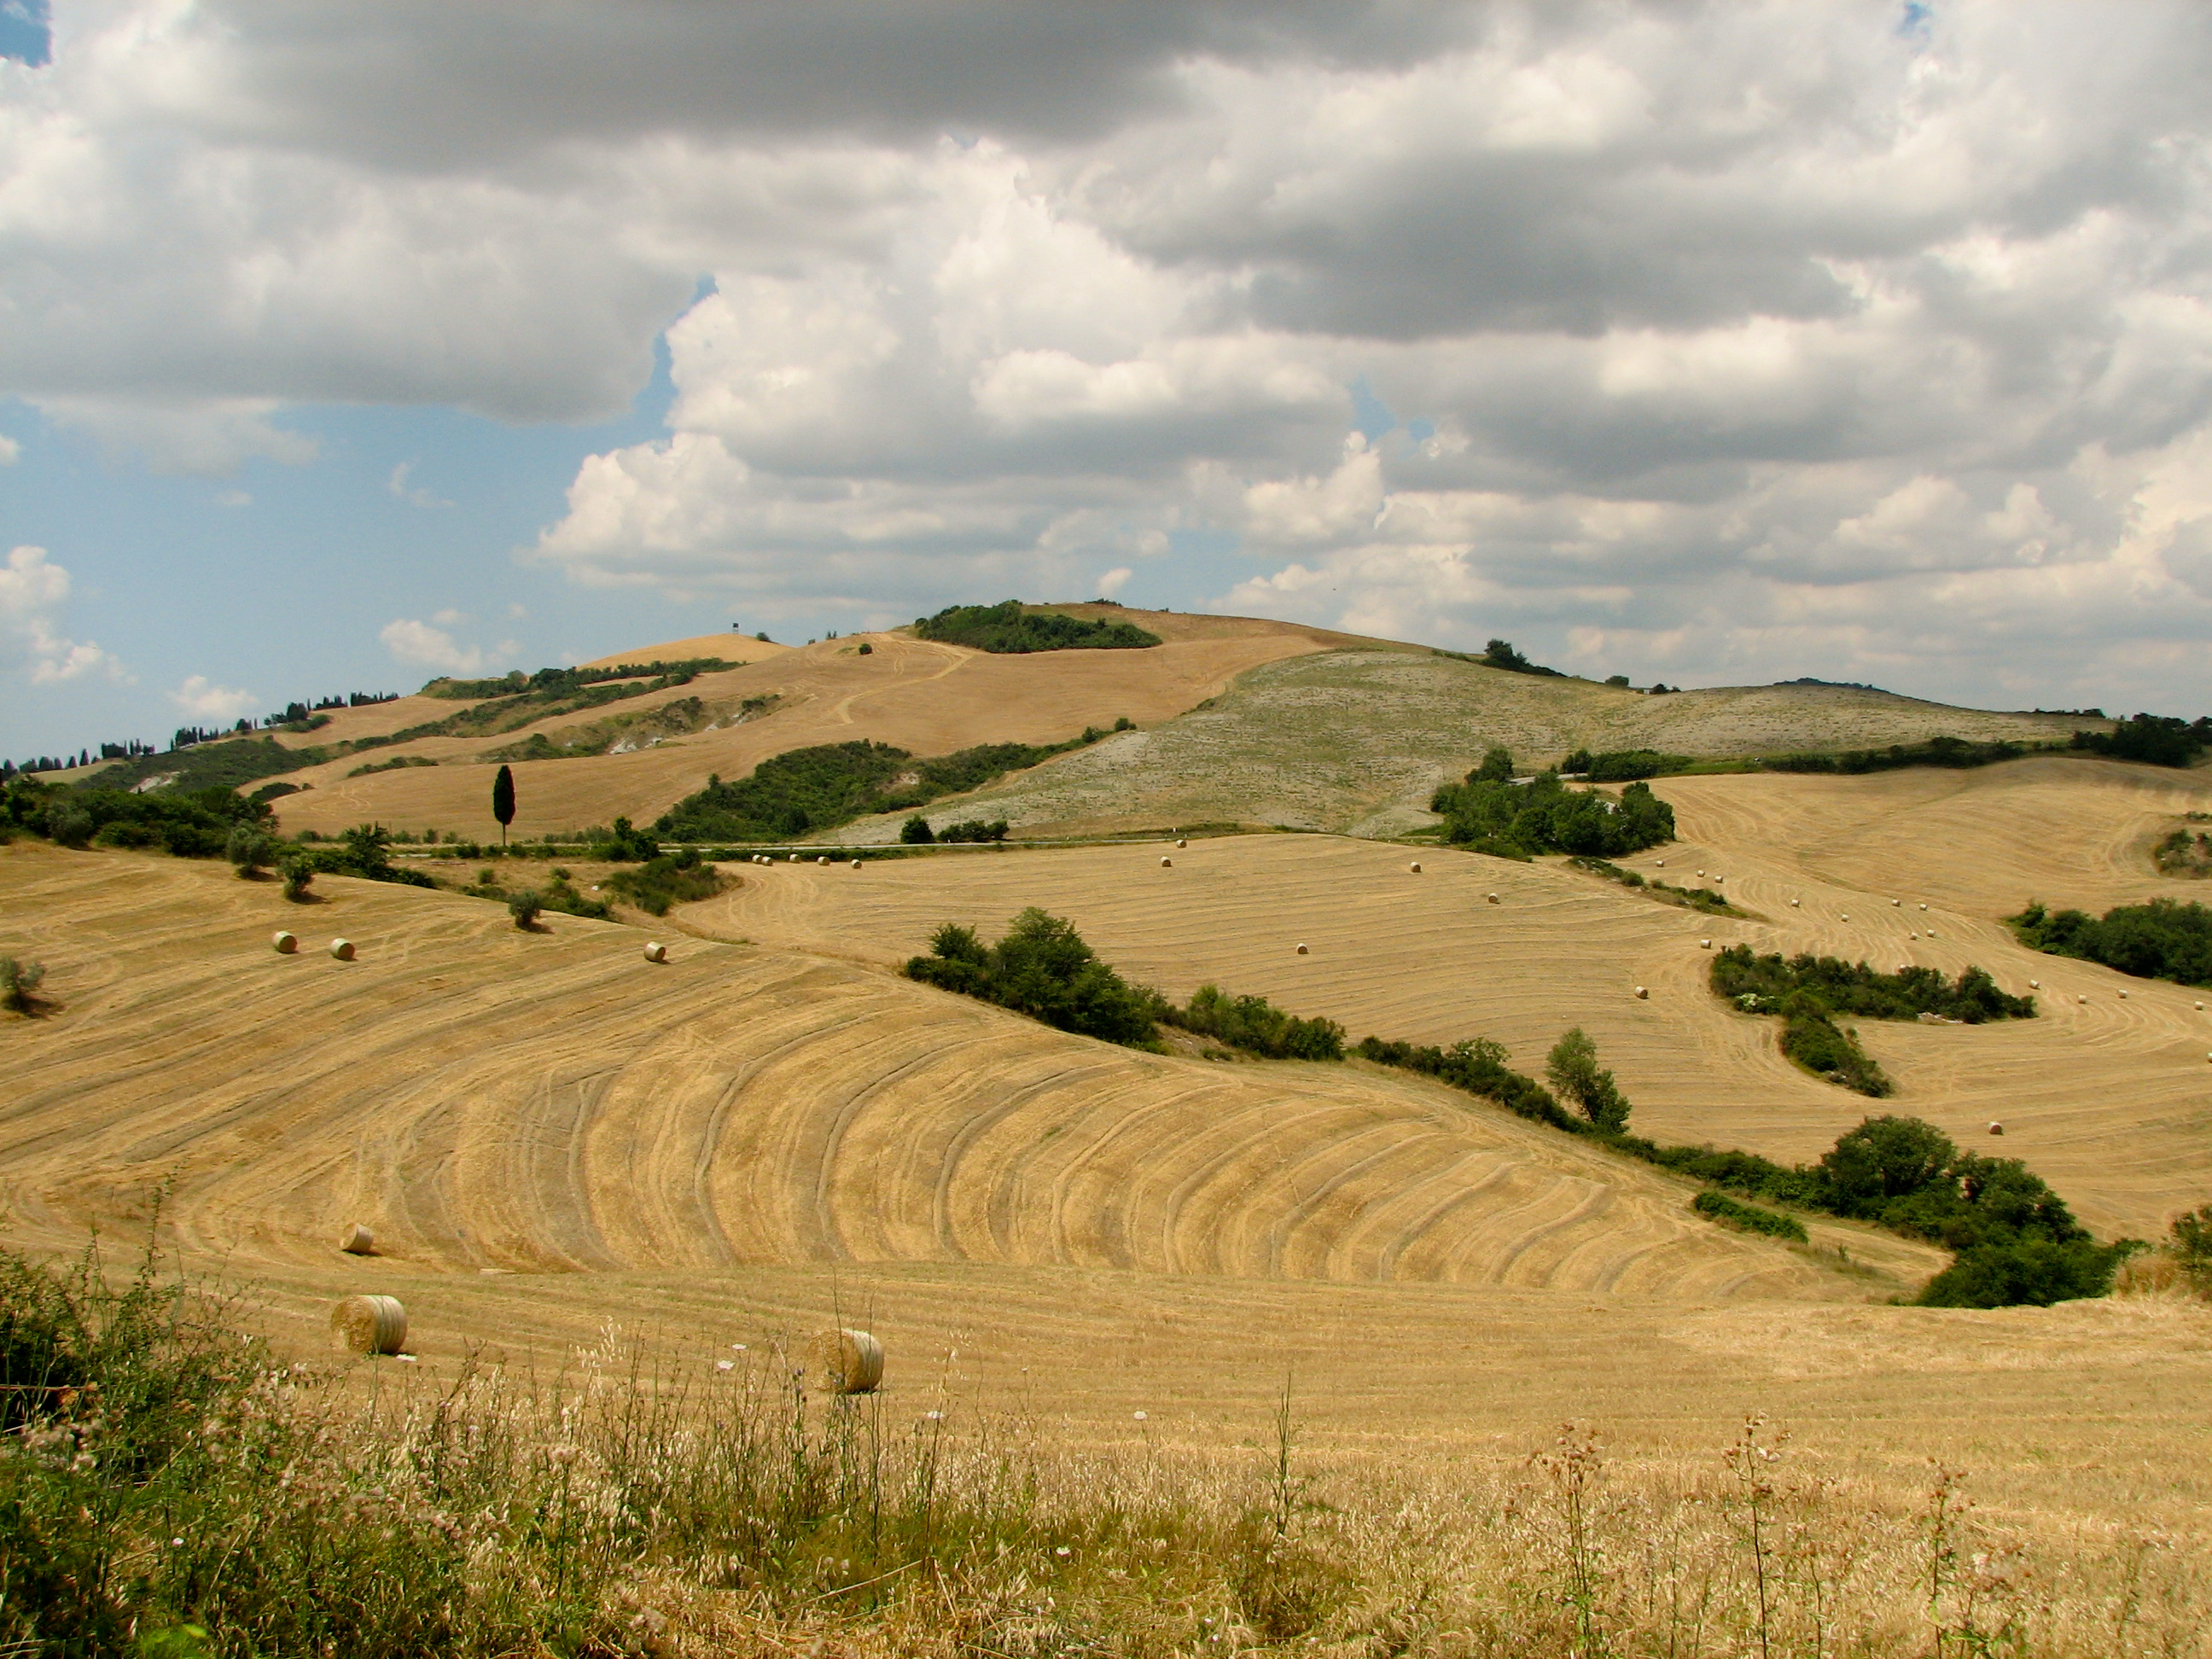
[
  {"left": 1545, "top": 1027, "right": 1631, "bottom": 1132},
  {"left": 1475, "top": 747, "right": 1515, "bottom": 783},
  {"left": 900, "top": 814, "right": 935, "bottom": 844},
  {"left": 491, "top": 764, "right": 516, "bottom": 847}
]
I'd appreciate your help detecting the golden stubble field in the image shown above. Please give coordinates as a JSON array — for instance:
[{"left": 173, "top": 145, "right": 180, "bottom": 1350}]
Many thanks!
[
  {"left": 683, "top": 756, "right": 2212, "bottom": 1243},
  {"left": 6, "top": 750, "right": 2212, "bottom": 1547}
]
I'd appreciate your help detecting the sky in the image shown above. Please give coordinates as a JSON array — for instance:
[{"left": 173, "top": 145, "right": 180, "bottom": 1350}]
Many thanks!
[{"left": 6, "top": 1, "right": 2212, "bottom": 761}]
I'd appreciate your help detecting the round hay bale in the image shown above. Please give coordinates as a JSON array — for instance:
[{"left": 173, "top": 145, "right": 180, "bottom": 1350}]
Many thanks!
[
  {"left": 1891, "top": 899, "right": 1901, "bottom": 906},
  {"left": 789, "top": 853, "right": 801, "bottom": 864},
  {"left": 1840, "top": 912, "right": 1848, "bottom": 921},
  {"left": 339, "top": 1223, "right": 375, "bottom": 1255},
  {"left": 2119, "top": 989, "right": 2128, "bottom": 999},
  {"left": 1700, "top": 939, "right": 1712, "bottom": 950},
  {"left": 851, "top": 859, "right": 863, "bottom": 870},
  {"left": 1918, "top": 903, "right": 1928, "bottom": 911},
  {"left": 643, "top": 940, "right": 668, "bottom": 963},
  {"left": 1696, "top": 868, "right": 1705, "bottom": 876},
  {"left": 1790, "top": 899, "right": 1800, "bottom": 907},
  {"left": 1295, "top": 942, "right": 1309, "bottom": 955},
  {"left": 2078, "top": 994, "right": 2088, "bottom": 1004},
  {"left": 1486, "top": 892, "right": 1500, "bottom": 905},
  {"left": 1176, "top": 838, "right": 1187, "bottom": 849},
  {"left": 1161, "top": 856, "right": 1173, "bottom": 867},
  {"left": 817, "top": 855, "right": 829, "bottom": 865},
  {"left": 2195, "top": 1000, "right": 2204, "bottom": 1010},
  {"left": 271, "top": 929, "right": 298, "bottom": 954},
  {"left": 806, "top": 1328, "right": 883, "bottom": 1394},
  {"left": 2029, "top": 979, "right": 2040, "bottom": 988},
  {"left": 1655, "top": 859, "right": 1665, "bottom": 867},
  {"left": 1408, "top": 861, "right": 1422, "bottom": 873},
  {"left": 1988, "top": 1121, "right": 2004, "bottom": 1136},
  {"left": 330, "top": 1295, "right": 407, "bottom": 1356},
  {"left": 1633, "top": 985, "right": 1649, "bottom": 998},
  {"left": 329, "top": 938, "right": 356, "bottom": 962},
  {"left": 1714, "top": 875, "right": 1725, "bottom": 884},
  {"left": 1910, "top": 931, "right": 1918, "bottom": 940},
  {"left": 1926, "top": 928, "right": 1937, "bottom": 936}
]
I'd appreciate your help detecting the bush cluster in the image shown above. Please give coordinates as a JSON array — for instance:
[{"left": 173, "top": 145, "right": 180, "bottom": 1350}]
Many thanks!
[
  {"left": 660, "top": 732, "right": 1098, "bottom": 843},
  {"left": 1775, "top": 998, "right": 1894, "bottom": 1097},
  {"left": 1763, "top": 735, "right": 2048, "bottom": 775},
  {"left": 602, "top": 847, "right": 727, "bottom": 916},
  {"left": 912, "top": 600, "right": 1161, "bottom": 653},
  {"left": 1163, "top": 985, "right": 1346, "bottom": 1061},
  {"left": 4, "top": 775, "right": 271, "bottom": 859},
  {"left": 1691, "top": 1190, "right": 1808, "bottom": 1242},
  {"left": 904, "top": 910, "right": 1163, "bottom": 1046},
  {"left": 1430, "top": 760, "right": 1675, "bottom": 859},
  {"left": 1561, "top": 748, "right": 1693, "bottom": 781},
  {"left": 2011, "top": 897, "right": 2212, "bottom": 987},
  {"left": 2069, "top": 711, "right": 2212, "bottom": 768},
  {"left": 1712, "top": 945, "right": 2035, "bottom": 1023}
]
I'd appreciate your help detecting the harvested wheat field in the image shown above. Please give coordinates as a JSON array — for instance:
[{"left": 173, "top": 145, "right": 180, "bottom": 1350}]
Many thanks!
[
  {"left": 684, "top": 763, "right": 2212, "bottom": 1242},
  {"left": 273, "top": 608, "right": 1358, "bottom": 841}
]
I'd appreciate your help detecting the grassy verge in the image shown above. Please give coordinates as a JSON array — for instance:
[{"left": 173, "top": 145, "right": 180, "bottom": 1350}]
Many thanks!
[{"left": 4, "top": 1240, "right": 2202, "bottom": 1656}]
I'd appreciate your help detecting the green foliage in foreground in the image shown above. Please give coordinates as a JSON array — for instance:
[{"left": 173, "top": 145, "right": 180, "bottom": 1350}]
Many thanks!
[
  {"left": 0, "top": 955, "right": 45, "bottom": 1014},
  {"left": 913, "top": 599, "right": 1161, "bottom": 653},
  {"left": 658, "top": 732, "right": 1101, "bottom": 842},
  {"left": 1691, "top": 1190, "right": 1807, "bottom": 1243},
  {"left": 602, "top": 847, "right": 728, "bottom": 916},
  {"left": 1163, "top": 985, "right": 1346, "bottom": 1060},
  {"left": 1430, "top": 770, "right": 1675, "bottom": 859},
  {"left": 2011, "top": 896, "right": 2212, "bottom": 987},
  {"left": 905, "top": 909, "right": 1163, "bottom": 1046},
  {"left": 1545, "top": 1027, "right": 1630, "bottom": 1132}
]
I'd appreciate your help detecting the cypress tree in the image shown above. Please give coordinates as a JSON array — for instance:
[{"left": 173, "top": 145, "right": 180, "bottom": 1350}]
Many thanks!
[{"left": 491, "top": 764, "right": 516, "bottom": 847}]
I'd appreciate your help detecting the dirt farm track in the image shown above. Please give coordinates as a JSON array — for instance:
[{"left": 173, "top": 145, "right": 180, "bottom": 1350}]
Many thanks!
[{"left": 5, "top": 749, "right": 2212, "bottom": 1537}]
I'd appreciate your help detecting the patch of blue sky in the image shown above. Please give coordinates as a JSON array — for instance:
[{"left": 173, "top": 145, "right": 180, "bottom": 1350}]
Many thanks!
[{"left": 0, "top": 0, "right": 49, "bottom": 67}]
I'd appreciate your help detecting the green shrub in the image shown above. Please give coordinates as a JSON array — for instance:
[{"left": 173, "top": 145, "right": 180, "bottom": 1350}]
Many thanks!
[
  {"left": 2069, "top": 712, "right": 2211, "bottom": 768},
  {"left": 900, "top": 813, "right": 934, "bottom": 844},
  {"left": 913, "top": 600, "right": 1161, "bottom": 653},
  {"left": 1165, "top": 986, "right": 1346, "bottom": 1060},
  {"left": 1763, "top": 735, "right": 2052, "bottom": 776},
  {"left": 904, "top": 909, "right": 1161, "bottom": 1046},
  {"left": 43, "top": 803, "right": 92, "bottom": 847},
  {"left": 1711, "top": 944, "right": 2036, "bottom": 1022},
  {"left": 2011, "top": 897, "right": 2212, "bottom": 987},
  {"left": 226, "top": 823, "right": 273, "bottom": 875},
  {"left": 279, "top": 857, "right": 315, "bottom": 900},
  {"left": 937, "top": 818, "right": 1009, "bottom": 843},
  {"left": 1691, "top": 1190, "right": 1807, "bottom": 1242},
  {"left": 1778, "top": 998, "right": 1893, "bottom": 1096},
  {"left": 0, "top": 956, "right": 45, "bottom": 1014},
  {"left": 603, "top": 848, "right": 726, "bottom": 916},
  {"left": 1430, "top": 771, "right": 1675, "bottom": 858},
  {"left": 1545, "top": 1027, "right": 1631, "bottom": 1131},
  {"left": 1584, "top": 749, "right": 1692, "bottom": 782},
  {"left": 1917, "top": 1239, "right": 2127, "bottom": 1307},
  {"left": 507, "top": 890, "right": 543, "bottom": 928}
]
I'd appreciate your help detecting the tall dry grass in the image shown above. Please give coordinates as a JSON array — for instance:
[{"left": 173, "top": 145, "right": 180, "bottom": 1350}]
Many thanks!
[{"left": 5, "top": 1244, "right": 2208, "bottom": 1657}]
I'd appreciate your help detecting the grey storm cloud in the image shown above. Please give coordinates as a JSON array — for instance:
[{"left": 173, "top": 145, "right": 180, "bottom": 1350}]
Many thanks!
[{"left": 8, "top": 0, "right": 2212, "bottom": 707}]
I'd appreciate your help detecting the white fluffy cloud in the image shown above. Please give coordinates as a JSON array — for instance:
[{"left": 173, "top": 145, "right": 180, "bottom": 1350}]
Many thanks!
[
  {"left": 167, "top": 673, "right": 255, "bottom": 723},
  {"left": 378, "top": 617, "right": 514, "bottom": 677},
  {"left": 0, "top": 545, "right": 124, "bottom": 684},
  {"left": 10, "top": 3, "right": 2212, "bottom": 701}
]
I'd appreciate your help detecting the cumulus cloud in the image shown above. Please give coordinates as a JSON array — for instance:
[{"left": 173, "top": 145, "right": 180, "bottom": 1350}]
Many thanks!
[
  {"left": 378, "top": 616, "right": 515, "bottom": 677},
  {"left": 0, "top": 435, "right": 18, "bottom": 465},
  {"left": 0, "top": 545, "right": 125, "bottom": 684},
  {"left": 168, "top": 674, "right": 256, "bottom": 723},
  {"left": 9, "top": 3, "right": 2212, "bottom": 701}
]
